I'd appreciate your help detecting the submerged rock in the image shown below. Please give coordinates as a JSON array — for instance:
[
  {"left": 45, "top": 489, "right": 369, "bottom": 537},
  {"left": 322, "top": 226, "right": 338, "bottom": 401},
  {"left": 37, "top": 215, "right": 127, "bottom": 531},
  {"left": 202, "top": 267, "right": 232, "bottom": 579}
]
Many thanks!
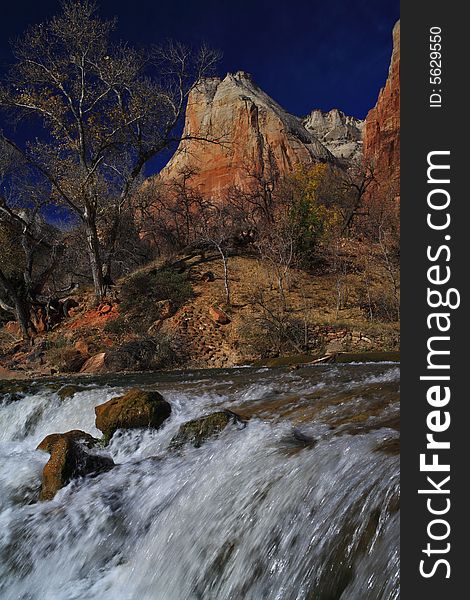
[
  {"left": 0, "top": 391, "right": 23, "bottom": 406},
  {"left": 170, "top": 410, "right": 247, "bottom": 450},
  {"left": 0, "top": 381, "right": 32, "bottom": 405},
  {"left": 36, "top": 430, "right": 114, "bottom": 501},
  {"left": 95, "top": 388, "right": 172, "bottom": 443},
  {"left": 0, "top": 381, "right": 31, "bottom": 395},
  {"left": 374, "top": 437, "right": 400, "bottom": 456},
  {"left": 57, "top": 385, "right": 85, "bottom": 401}
]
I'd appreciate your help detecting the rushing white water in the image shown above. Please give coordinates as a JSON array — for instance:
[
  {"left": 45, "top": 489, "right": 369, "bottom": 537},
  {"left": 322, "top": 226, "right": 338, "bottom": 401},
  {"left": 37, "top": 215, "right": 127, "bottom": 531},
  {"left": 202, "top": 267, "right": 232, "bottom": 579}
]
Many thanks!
[{"left": 0, "top": 364, "right": 399, "bottom": 600}]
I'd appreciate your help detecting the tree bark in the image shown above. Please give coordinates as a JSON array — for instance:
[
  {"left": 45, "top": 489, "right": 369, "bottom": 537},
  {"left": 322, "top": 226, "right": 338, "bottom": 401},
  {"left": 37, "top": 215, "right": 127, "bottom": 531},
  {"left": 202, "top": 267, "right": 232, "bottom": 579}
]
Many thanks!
[
  {"left": 84, "top": 218, "right": 105, "bottom": 303},
  {"left": 13, "top": 296, "right": 32, "bottom": 339},
  {"left": 0, "top": 269, "right": 32, "bottom": 339},
  {"left": 102, "top": 207, "right": 122, "bottom": 293}
]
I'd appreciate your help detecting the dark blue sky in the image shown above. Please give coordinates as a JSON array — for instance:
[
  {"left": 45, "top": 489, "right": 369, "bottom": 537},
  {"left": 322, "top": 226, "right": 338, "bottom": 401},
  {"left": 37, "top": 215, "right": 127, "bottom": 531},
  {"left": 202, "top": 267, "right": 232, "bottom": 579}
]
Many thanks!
[{"left": 1, "top": 0, "right": 399, "bottom": 120}]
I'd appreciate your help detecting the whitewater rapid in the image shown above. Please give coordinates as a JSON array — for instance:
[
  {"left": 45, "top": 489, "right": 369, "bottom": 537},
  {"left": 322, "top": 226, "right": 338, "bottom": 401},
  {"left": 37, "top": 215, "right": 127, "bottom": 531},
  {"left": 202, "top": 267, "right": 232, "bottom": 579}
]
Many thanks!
[{"left": 0, "top": 364, "right": 399, "bottom": 600}]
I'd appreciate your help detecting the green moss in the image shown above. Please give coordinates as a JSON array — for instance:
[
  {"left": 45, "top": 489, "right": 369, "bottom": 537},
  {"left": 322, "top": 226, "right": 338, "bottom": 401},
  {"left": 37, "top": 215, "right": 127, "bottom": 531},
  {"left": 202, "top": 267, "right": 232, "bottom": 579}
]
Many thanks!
[
  {"left": 170, "top": 410, "right": 246, "bottom": 450},
  {"left": 94, "top": 388, "right": 172, "bottom": 443},
  {"left": 57, "top": 385, "right": 85, "bottom": 401},
  {"left": 331, "top": 351, "right": 400, "bottom": 363}
]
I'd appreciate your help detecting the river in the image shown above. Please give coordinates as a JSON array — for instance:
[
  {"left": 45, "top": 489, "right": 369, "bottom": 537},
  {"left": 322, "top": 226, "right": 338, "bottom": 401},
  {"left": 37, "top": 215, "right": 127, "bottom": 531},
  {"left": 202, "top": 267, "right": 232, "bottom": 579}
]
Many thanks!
[{"left": 0, "top": 363, "right": 399, "bottom": 600}]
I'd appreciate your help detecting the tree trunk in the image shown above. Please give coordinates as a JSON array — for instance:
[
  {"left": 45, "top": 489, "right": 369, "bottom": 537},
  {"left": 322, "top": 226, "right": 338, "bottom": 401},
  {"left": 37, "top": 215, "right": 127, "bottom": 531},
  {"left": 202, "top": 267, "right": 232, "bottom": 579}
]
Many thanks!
[
  {"left": 222, "top": 254, "right": 231, "bottom": 306},
  {"left": 0, "top": 269, "right": 33, "bottom": 339},
  {"left": 84, "top": 218, "right": 105, "bottom": 303},
  {"left": 216, "top": 245, "right": 231, "bottom": 306},
  {"left": 14, "top": 296, "right": 32, "bottom": 340},
  {"left": 102, "top": 208, "right": 122, "bottom": 294}
]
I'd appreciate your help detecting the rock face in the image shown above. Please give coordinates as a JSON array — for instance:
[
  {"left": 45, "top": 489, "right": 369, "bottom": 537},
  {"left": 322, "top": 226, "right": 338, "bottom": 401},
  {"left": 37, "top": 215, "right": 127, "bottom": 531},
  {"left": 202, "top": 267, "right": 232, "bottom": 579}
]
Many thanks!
[
  {"left": 159, "top": 72, "right": 340, "bottom": 198},
  {"left": 80, "top": 352, "right": 107, "bottom": 374},
  {"left": 156, "top": 299, "right": 175, "bottom": 320},
  {"left": 363, "top": 21, "right": 400, "bottom": 188},
  {"left": 95, "top": 388, "right": 172, "bottom": 442},
  {"left": 208, "top": 306, "right": 231, "bottom": 325},
  {"left": 170, "top": 410, "right": 247, "bottom": 449},
  {"left": 303, "top": 109, "right": 363, "bottom": 161},
  {"left": 37, "top": 430, "right": 114, "bottom": 501}
]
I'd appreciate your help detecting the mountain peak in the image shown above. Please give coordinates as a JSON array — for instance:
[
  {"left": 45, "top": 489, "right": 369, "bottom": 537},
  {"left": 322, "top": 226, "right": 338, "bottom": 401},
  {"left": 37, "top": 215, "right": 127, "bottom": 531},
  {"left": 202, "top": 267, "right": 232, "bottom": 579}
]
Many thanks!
[
  {"left": 303, "top": 108, "right": 364, "bottom": 161},
  {"left": 160, "top": 72, "right": 339, "bottom": 197}
]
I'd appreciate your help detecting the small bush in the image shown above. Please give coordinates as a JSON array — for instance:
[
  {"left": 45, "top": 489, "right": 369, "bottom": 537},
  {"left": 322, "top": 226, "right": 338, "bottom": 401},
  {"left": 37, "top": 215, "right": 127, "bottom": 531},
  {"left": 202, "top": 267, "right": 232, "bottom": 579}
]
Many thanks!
[
  {"left": 45, "top": 344, "right": 84, "bottom": 373},
  {"left": 358, "top": 287, "right": 399, "bottom": 323},
  {"left": 113, "top": 268, "right": 193, "bottom": 335},
  {"left": 121, "top": 268, "right": 192, "bottom": 313},
  {"left": 105, "top": 335, "right": 177, "bottom": 371},
  {"left": 104, "top": 315, "right": 129, "bottom": 336},
  {"left": 239, "top": 314, "right": 309, "bottom": 359}
]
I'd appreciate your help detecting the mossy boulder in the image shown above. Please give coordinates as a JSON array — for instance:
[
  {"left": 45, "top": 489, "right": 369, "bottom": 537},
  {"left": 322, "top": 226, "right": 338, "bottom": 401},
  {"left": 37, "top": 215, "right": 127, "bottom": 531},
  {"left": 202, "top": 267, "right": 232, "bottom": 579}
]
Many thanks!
[
  {"left": 170, "top": 410, "right": 247, "bottom": 450},
  {"left": 57, "top": 385, "right": 85, "bottom": 401},
  {"left": 36, "top": 430, "right": 114, "bottom": 501},
  {"left": 95, "top": 388, "right": 171, "bottom": 443}
]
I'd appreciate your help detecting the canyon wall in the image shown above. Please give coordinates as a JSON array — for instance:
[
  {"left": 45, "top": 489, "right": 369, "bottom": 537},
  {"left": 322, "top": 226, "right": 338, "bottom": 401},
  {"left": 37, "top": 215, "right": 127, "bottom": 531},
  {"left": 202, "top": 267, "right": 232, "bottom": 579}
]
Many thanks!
[{"left": 363, "top": 21, "right": 400, "bottom": 189}]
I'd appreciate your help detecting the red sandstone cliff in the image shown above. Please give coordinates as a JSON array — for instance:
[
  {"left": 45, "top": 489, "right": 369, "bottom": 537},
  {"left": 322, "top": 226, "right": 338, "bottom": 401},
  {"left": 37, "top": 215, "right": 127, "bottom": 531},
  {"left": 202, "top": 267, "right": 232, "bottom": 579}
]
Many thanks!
[
  {"left": 156, "top": 23, "right": 397, "bottom": 199},
  {"left": 158, "top": 72, "right": 352, "bottom": 197},
  {"left": 363, "top": 21, "right": 400, "bottom": 187}
]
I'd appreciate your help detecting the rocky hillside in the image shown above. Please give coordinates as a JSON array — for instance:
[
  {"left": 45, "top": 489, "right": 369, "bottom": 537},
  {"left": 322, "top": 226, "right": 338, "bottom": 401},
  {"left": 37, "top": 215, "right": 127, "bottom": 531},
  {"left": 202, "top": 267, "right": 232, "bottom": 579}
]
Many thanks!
[
  {"left": 0, "top": 242, "right": 399, "bottom": 379},
  {"left": 363, "top": 20, "right": 400, "bottom": 187},
  {"left": 159, "top": 71, "right": 362, "bottom": 197}
]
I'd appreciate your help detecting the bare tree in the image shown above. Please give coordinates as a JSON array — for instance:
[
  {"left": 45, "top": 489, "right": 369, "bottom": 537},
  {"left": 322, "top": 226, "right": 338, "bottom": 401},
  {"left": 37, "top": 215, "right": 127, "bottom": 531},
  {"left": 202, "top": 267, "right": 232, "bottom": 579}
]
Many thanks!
[
  {"left": 0, "top": 0, "right": 221, "bottom": 301},
  {"left": 256, "top": 216, "right": 296, "bottom": 310},
  {"left": 378, "top": 225, "right": 400, "bottom": 320},
  {"left": 0, "top": 142, "right": 64, "bottom": 338},
  {"left": 338, "top": 161, "right": 376, "bottom": 235},
  {"left": 135, "top": 166, "right": 213, "bottom": 254},
  {"left": 197, "top": 204, "right": 234, "bottom": 306},
  {"left": 225, "top": 155, "right": 279, "bottom": 225}
]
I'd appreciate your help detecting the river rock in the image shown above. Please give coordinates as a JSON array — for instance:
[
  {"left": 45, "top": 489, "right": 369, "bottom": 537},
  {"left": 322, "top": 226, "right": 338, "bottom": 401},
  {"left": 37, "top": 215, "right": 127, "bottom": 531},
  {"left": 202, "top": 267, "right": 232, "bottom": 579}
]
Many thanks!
[
  {"left": 0, "top": 381, "right": 32, "bottom": 405},
  {"left": 95, "top": 388, "right": 172, "bottom": 442},
  {"left": 170, "top": 410, "right": 247, "bottom": 450},
  {"left": 37, "top": 430, "right": 97, "bottom": 454},
  {"left": 37, "top": 430, "right": 114, "bottom": 501},
  {"left": 57, "top": 384, "right": 84, "bottom": 401}
]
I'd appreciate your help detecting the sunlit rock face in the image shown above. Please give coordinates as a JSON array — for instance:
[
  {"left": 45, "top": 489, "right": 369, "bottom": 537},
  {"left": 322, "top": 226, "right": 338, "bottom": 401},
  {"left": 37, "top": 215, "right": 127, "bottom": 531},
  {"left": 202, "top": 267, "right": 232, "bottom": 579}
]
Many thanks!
[
  {"left": 303, "top": 108, "right": 363, "bottom": 162},
  {"left": 363, "top": 21, "right": 400, "bottom": 188},
  {"left": 158, "top": 71, "right": 337, "bottom": 197},
  {"left": 157, "top": 18, "right": 399, "bottom": 201}
]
